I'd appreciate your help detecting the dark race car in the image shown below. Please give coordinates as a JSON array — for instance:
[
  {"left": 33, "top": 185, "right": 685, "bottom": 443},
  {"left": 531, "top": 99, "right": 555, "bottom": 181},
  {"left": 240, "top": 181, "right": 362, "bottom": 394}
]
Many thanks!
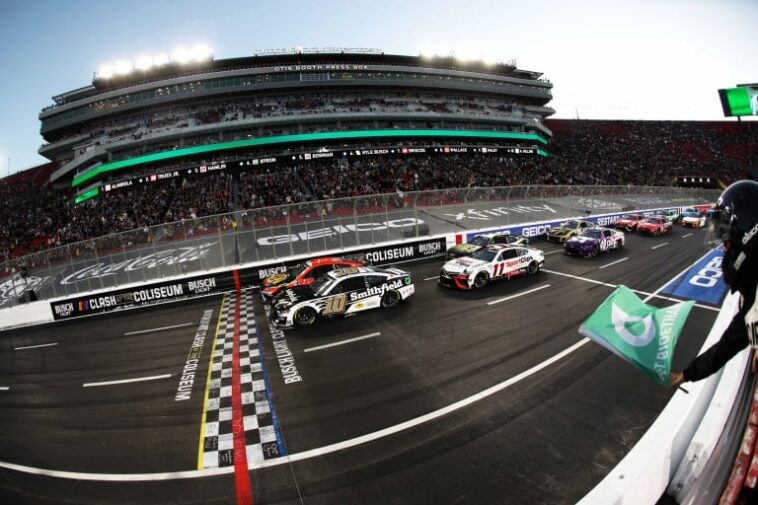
[
  {"left": 545, "top": 219, "right": 595, "bottom": 243},
  {"left": 637, "top": 216, "right": 673, "bottom": 236},
  {"left": 445, "top": 233, "right": 528, "bottom": 260},
  {"left": 564, "top": 228, "right": 625, "bottom": 257},
  {"left": 261, "top": 257, "right": 363, "bottom": 302}
]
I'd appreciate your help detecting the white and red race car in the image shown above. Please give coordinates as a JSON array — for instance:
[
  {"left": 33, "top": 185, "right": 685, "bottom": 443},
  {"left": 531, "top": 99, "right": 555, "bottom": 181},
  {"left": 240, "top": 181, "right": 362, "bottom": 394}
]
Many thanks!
[{"left": 439, "top": 244, "right": 545, "bottom": 290}]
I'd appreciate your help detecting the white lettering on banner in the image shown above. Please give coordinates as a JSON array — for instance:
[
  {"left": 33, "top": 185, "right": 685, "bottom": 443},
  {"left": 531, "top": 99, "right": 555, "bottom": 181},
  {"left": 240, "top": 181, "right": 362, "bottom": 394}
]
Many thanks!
[
  {"left": 365, "top": 247, "right": 413, "bottom": 263},
  {"left": 60, "top": 242, "right": 218, "bottom": 285},
  {"left": 689, "top": 256, "right": 723, "bottom": 288},
  {"left": 259, "top": 266, "right": 287, "bottom": 279},
  {"left": 53, "top": 302, "right": 74, "bottom": 317},
  {"left": 175, "top": 309, "right": 213, "bottom": 401},
  {"left": 444, "top": 204, "right": 557, "bottom": 222},
  {"left": 132, "top": 284, "right": 184, "bottom": 302},
  {"left": 522, "top": 225, "right": 552, "bottom": 238},
  {"left": 187, "top": 278, "right": 216, "bottom": 294},
  {"left": 418, "top": 241, "right": 443, "bottom": 255},
  {"left": 257, "top": 218, "right": 424, "bottom": 246},
  {"left": 89, "top": 295, "right": 117, "bottom": 309},
  {"left": 270, "top": 323, "right": 303, "bottom": 384},
  {"left": 596, "top": 216, "right": 620, "bottom": 227}
]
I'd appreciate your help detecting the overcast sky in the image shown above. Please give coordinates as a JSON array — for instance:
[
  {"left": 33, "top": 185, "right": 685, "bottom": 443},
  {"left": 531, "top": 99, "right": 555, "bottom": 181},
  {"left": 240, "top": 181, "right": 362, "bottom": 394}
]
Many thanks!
[{"left": 0, "top": 0, "right": 756, "bottom": 174}]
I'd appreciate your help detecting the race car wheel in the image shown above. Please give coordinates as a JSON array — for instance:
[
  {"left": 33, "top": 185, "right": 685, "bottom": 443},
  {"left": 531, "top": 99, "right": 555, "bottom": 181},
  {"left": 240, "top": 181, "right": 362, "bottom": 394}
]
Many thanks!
[
  {"left": 473, "top": 272, "right": 489, "bottom": 289},
  {"left": 381, "top": 289, "right": 401, "bottom": 308},
  {"left": 527, "top": 261, "right": 539, "bottom": 274},
  {"left": 616, "top": 240, "right": 623, "bottom": 250},
  {"left": 590, "top": 245, "right": 599, "bottom": 257},
  {"left": 294, "top": 307, "right": 317, "bottom": 327},
  {"left": 655, "top": 229, "right": 661, "bottom": 236}
]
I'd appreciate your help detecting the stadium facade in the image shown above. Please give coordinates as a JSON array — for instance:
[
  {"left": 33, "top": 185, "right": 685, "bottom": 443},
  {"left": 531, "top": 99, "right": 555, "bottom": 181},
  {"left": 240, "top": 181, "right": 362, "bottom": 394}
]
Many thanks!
[{"left": 37, "top": 50, "right": 554, "bottom": 202}]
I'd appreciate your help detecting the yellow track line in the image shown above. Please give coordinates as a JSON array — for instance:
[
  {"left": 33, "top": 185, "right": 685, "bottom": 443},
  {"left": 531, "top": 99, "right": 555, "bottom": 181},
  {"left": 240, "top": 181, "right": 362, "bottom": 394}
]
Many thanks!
[{"left": 197, "top": 294, "right": 226, "bottom": 470}]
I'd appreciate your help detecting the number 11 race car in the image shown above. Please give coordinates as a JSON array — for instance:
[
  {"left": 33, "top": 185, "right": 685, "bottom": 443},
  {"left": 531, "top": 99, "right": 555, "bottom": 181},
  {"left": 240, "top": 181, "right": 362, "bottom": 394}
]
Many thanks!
[
  {"left": 439, "top": 244, "right": 545, "bottom": 290},
  {"left": 270, "top": 266, "right": 414, "bottom": 329}
]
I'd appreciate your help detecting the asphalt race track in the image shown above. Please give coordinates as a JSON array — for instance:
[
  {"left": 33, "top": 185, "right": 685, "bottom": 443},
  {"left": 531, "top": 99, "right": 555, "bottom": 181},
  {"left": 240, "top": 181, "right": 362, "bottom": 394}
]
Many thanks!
[{"left": 0, "top": 226, "right": 721, "bottom": 504}]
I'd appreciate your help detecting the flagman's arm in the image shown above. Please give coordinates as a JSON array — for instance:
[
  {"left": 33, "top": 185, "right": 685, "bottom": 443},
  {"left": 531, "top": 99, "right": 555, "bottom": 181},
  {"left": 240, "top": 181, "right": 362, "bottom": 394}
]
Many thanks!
[{"left": 670, "top": 304, "right": 752, "bottom": 385}]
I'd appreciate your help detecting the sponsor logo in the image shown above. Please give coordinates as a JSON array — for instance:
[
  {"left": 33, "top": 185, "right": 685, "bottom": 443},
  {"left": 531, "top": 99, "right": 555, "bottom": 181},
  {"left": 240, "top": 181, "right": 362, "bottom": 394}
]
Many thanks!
[
  {"left": 611, "top": 302, "right": 655, "bottom": 347},
  {"left": 445, "top": 204, "right": 557, "bottom": 222},
  {"left": 349, "top": 279, "right": 403, "bottom": 302},
  {"left": 662, "top": 248, "right": 727, "bottom": 305},
  {"left": 523, "top": 224, "right": 552, "bottom": 237},
  {"left": 689, "top": 256, "right": 722, "bottom": 288},
  {"left": 187, "top": 278, "right": 216, "bottom": 294},
  {"left": 365, "top": 246, "right": 413, "bottom": 264},
  {"left": 53, "top": 302, "right": 74, "bottom": 317},
  {"left": 596, "top": 216, "right": 620, "bottom": 227},
  {"left": 60, "top": 242, "right": 217, "bottom": 285},
  {"left": 0, "top": 274, "right": 51, "bottom": 303},
  {"left": 257, "top": 218, "right": 424, "bottom": 246},
  {"left": 743, "top": 222, "right": 758, "bottom": 245}
]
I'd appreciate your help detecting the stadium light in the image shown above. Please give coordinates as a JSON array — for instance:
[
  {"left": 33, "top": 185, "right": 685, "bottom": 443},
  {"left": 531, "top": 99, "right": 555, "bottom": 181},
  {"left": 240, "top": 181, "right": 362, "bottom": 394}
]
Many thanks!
[
  {"left": 98, "top": 64, "right": 115, "bottom": 79},
  {"left": 172, "top": 47, "right": 192, "bottom": 64},
  {"left": 153, "top": 53, "right": 169, "bottom": 67},
  {"left": 95, "top": 44, "right": 213, "bottom": 79}
]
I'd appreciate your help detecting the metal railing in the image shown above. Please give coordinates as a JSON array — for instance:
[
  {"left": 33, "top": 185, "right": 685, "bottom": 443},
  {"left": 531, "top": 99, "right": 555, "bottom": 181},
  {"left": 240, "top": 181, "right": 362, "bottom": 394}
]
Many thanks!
[{"left": 0, "top": 185, "right": 719, "bottom": 309}]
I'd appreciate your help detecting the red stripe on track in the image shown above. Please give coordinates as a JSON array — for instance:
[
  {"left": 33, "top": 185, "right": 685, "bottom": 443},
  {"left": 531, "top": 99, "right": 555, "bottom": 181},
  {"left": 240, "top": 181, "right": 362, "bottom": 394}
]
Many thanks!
[
  {"left": 232, "top": 294, "right": 253, "bottom": 505},
  {"left": 233, "top": 269, "right": 241, "bottom": 292}
]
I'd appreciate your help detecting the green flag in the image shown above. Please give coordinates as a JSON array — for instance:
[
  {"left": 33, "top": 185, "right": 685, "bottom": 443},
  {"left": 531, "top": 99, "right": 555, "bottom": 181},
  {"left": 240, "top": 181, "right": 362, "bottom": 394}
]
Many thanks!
[{"left": 579, "top": 286, "right": 694, "bottom": 385}]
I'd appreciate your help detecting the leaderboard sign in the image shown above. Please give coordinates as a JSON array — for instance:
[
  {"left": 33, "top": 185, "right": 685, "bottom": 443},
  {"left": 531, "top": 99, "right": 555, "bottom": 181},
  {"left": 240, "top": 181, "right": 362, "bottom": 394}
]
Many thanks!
[
  {"left": 50, "top": 237, "right": 447, "bottom": 320},
  {"left": 718, "top": 85, "right": 758, "bottom": 117}
]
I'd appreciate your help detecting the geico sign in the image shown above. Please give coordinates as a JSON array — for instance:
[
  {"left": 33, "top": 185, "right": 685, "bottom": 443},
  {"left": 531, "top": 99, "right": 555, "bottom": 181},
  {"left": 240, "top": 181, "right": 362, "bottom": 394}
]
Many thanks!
[
  {"left": 257, "top": 218, "right": 425, "bottom": 246},
  {"left": 521, "top": 224, "right": 552, "bottom": 237},
  {"left": 689, "top": 256, "right": 723, "bottom": 288}
]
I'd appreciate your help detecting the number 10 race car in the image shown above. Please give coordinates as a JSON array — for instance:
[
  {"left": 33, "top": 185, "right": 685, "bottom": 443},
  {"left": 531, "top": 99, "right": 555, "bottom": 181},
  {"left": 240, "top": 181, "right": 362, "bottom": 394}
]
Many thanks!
[
  {"left": 270, "top": 266, "right": 414, "bottom": 328},
  {"left": 439, "top": 244, "right": 545, "bottom": 290}
]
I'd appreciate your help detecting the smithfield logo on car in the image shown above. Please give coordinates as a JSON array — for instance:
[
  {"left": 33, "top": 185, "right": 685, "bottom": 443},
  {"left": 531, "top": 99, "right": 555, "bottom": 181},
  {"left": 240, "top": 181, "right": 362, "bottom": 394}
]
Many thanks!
[
  {"left": 349, "top": 279, "right": 403, "bottom": 302},
  {"left": 689, "top": 255, "right": 722, "bottom": 288},
  {"left": 522, "top": 225, "right": 552, "bottom": 237}
]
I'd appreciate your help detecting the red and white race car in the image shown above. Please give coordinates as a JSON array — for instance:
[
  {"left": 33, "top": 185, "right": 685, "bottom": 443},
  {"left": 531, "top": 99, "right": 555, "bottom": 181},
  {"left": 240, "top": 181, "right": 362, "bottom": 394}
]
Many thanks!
[
  {"left": 261, "top": 257, "right": 363, "bottom": 302},
  {"left": 438, "top": 244, "right": 545, "bottom": 290},
  {"left": 637, "top": 216, "right": 673, "bottom": 236}
]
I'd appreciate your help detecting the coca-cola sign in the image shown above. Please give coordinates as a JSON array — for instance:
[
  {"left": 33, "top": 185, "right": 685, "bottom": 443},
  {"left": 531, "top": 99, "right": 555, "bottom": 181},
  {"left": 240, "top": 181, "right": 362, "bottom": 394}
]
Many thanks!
[{"left": 60, "top": 242, "right": 218, "bottom": 285}]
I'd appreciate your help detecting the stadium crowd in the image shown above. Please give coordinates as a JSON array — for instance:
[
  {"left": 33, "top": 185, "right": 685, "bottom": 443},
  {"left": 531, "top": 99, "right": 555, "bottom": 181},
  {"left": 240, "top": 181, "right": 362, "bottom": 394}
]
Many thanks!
[{"left": 3, "top": 120, "right": 756, "bottom": 262}]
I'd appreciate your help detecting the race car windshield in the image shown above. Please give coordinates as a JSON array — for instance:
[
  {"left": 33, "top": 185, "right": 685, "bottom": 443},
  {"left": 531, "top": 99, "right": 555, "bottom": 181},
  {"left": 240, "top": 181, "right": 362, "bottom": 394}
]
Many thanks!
[
  {"left": 641, "top": 218, "right": 659, "bottom": 224},
  {"left": 581, "top": 230, "right": 603, "bottom": 239},
  {"left": 289, "top": 263, "right": 308, "bottom": 277},
  {"left": 471, "top": 249, "right": 498, "bottom": 262},
  {"left": 311, "top": 276, "right": 333, "bottom": 295},
  {"left": 561, "top": 220, "right": 579, "bottom": 228},
  {"left": 469, "top": 236, "right": 490, "bottom": 246}
]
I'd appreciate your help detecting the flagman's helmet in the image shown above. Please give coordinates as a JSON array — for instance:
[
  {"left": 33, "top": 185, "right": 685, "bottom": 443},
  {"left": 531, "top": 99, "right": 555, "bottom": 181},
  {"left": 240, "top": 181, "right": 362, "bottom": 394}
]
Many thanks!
[{"left": 706, "top": 180, "right": 758, "bottom": 292}]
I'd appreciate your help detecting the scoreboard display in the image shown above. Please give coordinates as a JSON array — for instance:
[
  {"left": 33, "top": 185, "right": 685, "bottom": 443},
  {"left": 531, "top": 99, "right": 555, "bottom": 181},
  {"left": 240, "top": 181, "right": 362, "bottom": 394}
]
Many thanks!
[{"left": 718, "top": 86, "right": 758, "bottom": 117}]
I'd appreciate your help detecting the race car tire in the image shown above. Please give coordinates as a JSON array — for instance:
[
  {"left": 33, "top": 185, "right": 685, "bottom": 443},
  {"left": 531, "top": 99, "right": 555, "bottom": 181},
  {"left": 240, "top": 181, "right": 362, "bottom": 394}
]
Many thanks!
[
  {"left": 527, "top": 261, "right": 539, "bottom": 274},
  {"left": 626, "top": 225, "right": 634, "bottom": 232},
  {"left": 590, "top": 245, "right": 599, "bottom": 257},
  {"left": 473, "top": 272, "right": 489, "bottom": 289},
  {"left": 655, "top": 229, "right": 661, "bottom": 236},
  {"left": 616, "top": 240, "right": 623, "bottom": 250},
  {"left": 294, "top": 307, "right": 317, "bottom": 327},
  {"left": 381, "top": 289, "right": 401, "bottom": 308}
]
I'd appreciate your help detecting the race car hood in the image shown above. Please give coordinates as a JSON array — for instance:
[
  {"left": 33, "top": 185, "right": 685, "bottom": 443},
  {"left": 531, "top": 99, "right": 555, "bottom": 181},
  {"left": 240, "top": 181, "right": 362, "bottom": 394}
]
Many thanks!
[
  {"left": 548, "top": 226, "right": 572, "bottom": 236},
  {"left": 442, "top": 256, "right": 487, "bottom": 274},
  {"left": 682, "top": 213, "right": 701, "bottom": 220},
  {"left": 637, "top": 222, "right": 659, "bottom": 230},
  {"left": 566, "top": 235, "right": 597, "bottom": 247},
  {"left": 448, "top": 243, "right": 481, "bottom": 255},
  {"left": 272, "top": 285, "right": 314, "bottom": 306},
  {"left": 682, "top": 215, "right": 701, "bottom": 222},
  {"left": 263, "top": 271, "right": 294, "bottom": 287}
]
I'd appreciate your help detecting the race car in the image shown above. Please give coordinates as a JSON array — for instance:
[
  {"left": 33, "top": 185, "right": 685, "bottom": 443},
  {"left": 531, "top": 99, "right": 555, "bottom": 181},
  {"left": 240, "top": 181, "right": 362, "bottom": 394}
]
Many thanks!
[
  {"left": 446, "top": 233, "right": 528, "bottom": 260},
  {"left": 680, "top": 208, "right": 706, "bottom": 228},
  {"left": 439, "top": 244, "right": 544, "bottom": 290},
  {"left": 261, "top": 257, "right": 363, "bottom": 302},
  {"left": 615, "top": 213, "right": 644, "bottom": 232},
  {"left": 545, "top": 220, "right": 595, "bottom": 243},
  {"left": 637, "top": 216, "right": 673, "bottom": 236},
  {"left": 564, "top": 227, "right": 625, "bottom": 257},
  {"left": 657, "top": 209, "right": 681, "bottom": 224},
  {"left": 270, "top": 266, "right": 414, "bottom": 329}
]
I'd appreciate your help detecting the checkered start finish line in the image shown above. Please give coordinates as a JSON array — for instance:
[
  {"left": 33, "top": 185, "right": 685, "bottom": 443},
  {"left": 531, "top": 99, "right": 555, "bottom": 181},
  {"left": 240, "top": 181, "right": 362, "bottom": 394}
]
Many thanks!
[{"left": 201, "top": 291, "right": 286, "bottom": 469}]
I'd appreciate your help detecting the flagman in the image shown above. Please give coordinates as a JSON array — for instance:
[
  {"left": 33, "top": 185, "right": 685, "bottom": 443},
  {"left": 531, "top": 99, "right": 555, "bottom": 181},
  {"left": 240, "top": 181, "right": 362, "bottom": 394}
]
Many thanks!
[{"left": 671, "top": 180, "right": 758, "bottom": 386}]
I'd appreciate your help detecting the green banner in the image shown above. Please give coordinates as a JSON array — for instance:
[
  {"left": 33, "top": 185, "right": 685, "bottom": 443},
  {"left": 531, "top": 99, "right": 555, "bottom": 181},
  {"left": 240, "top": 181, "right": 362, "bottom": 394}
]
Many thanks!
[{"left": 579, "top": 286, "right": 694, "bottom": 384}]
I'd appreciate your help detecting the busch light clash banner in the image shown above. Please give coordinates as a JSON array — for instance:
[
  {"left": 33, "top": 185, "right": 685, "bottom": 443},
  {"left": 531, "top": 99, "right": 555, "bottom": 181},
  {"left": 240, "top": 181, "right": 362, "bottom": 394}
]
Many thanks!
[{"left": 579, "top": 286, "right": 694, "bottom": 385}]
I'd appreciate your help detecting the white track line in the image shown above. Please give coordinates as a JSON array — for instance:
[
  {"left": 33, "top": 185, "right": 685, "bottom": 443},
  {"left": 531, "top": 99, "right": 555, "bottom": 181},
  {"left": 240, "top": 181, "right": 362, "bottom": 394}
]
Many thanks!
[
  {"left": 0, "top": 387, "right": 9, "bottom": 391},
  {"left": 14, "top": 342, "right": 58, "bottom": 351},
  {"left": 544, "top": 249, "right": 564, "bottom": 255},
  {"left": 423, "top": 276, "right": 439, "bottom": 281},
  {"left": 486, "top": 284, "right": 551, "bottom": 306},
  {"left": 651, "top": 242, "right": 669, "bottom": 250},
  {"left": 541, "top": 268, "right": 718, "bottom": 312},
  {"left": 598, "top": 257, "right": 629, "bottom": 270},
  {"left": 304, "top": 332, "right": 381, "bottom": 353},
  {"left": 124, "top": 322, "right": 194, "bottom": 336},
  {"left": 0, "top": 338, "right": 591, "bottom": 481},
  {"left": 82, "top": 374, "right": 172, "bottom": 388},
  {"left": 681, "top": 233, "right": 693, "bottom": 238}
]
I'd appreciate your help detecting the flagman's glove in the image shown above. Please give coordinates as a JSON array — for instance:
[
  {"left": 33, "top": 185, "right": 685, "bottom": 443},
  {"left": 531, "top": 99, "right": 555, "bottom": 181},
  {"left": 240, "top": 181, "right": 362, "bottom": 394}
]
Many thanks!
[{"left": 669, "top": 372, "right": 685, "bottom": 388}]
